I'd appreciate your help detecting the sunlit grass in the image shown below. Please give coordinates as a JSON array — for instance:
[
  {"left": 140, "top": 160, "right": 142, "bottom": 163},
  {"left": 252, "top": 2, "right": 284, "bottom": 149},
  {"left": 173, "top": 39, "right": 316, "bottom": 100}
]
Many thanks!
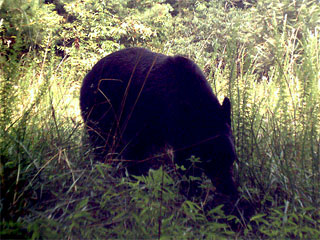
[{"left": 1, "top": 19, "right": 319, "bottom": 240}]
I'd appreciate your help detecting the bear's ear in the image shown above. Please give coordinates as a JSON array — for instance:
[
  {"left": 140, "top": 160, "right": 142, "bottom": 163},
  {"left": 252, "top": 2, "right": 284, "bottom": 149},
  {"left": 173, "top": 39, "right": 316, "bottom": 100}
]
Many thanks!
[{"left": 222, "top": 97, "right": 231, "bottom": 125}]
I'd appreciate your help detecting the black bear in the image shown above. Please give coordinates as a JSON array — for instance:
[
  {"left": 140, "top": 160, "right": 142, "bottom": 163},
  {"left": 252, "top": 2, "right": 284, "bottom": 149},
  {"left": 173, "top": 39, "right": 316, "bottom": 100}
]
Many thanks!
[{"left": 80, "top": 48, "right": 238, "bottom": 198}]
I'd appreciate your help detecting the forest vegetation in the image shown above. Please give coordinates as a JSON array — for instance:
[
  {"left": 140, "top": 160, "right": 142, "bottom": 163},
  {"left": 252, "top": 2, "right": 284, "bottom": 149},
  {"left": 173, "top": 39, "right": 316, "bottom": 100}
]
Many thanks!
[{"left": 0, "top": 0, "right": 319, "bottom": 239}]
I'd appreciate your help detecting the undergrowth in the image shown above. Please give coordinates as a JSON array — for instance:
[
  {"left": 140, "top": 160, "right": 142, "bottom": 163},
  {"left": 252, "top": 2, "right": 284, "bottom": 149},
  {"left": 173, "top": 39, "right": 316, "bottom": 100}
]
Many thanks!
[{"left": 1, "top": 0, "right": 320, "bottom": 239}]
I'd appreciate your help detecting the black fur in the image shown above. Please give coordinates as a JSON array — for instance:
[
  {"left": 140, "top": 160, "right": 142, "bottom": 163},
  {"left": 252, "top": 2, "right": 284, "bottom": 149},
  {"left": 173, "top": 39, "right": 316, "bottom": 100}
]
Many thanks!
[{"left": 80, "top": 48, "right": 238, "bottom": 198}]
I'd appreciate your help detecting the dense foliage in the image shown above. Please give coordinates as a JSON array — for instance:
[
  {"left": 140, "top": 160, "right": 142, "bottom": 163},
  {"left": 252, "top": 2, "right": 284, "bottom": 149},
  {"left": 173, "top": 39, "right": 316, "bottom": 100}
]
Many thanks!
[{"left": 1, "top": 0, "right": 319, "bottom": 239}]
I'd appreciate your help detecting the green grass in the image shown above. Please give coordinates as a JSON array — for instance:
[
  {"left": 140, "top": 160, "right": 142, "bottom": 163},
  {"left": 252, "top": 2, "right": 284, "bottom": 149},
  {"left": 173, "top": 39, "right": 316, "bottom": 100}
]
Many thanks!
[{"left": 1, "top": 22, "right": 320, "bottom": 240}]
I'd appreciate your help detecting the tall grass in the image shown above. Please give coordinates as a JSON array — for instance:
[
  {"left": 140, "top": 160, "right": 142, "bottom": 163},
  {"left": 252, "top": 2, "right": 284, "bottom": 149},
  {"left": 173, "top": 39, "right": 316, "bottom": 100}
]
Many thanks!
[
  {"left": 1, "top": 20, "right": 320, "bottom": 240},
  {"left": 211, "top": 23, "right": 320, "bottom": 237},
  {"left": 0, "top": 38, "right": 84, "bottom": 238}
]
